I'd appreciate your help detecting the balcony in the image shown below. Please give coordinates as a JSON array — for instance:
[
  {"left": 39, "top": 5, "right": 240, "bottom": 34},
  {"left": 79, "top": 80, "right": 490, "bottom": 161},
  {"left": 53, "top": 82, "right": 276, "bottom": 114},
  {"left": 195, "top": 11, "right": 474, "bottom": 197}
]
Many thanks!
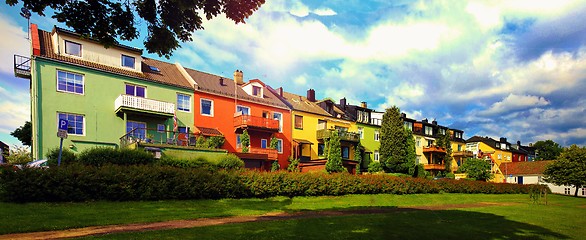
[
  {"left": 14, "top": 55, "right": 31, "bottom": 79},
  {"left": 233, "top": 115, "right": 279, "bottom": 132},
  {"left": 424, "top": 164, "right": 445, "bottom": 171},
  {"left": 249, "top": 148, "right": 278, "bottom": 160},
  {"left": 115, "top": 94, "right": 175, "bottom": 117},
  {"left": 423, "top": 145, "right": 446, "bottom": 153},
  {"left": 453, "top": 150, "right": 473, "bottom": 157},
  {"left": 316, "top": 129, "right": 360, "bottom": 142}
]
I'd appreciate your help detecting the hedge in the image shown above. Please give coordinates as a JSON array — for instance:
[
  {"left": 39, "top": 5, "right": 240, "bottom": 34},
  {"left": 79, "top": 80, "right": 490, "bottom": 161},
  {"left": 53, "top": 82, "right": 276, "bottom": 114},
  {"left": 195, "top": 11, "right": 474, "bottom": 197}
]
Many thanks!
[{"left": 0, "top": 165, "right": 546, "bottom": 202}]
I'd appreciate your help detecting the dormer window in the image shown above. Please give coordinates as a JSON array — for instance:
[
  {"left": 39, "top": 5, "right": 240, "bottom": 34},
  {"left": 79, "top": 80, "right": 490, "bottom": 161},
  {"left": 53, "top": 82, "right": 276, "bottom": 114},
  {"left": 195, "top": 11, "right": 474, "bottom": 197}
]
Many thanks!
[
  {"left": 121, "top": 55, "right": 135, "bottom": 69},
  {"left": 65, "top": 40, "right": 82, "bottom": 57},
  {"left": 252, "top": 86, "right": 262, "bottom": 97}
]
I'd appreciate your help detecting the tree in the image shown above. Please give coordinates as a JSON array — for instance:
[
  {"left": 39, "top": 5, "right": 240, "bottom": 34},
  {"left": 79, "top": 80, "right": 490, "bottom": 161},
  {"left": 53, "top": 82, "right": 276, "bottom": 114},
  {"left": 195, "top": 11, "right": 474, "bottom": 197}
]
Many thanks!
[
  {"left": 404, "top": 129, "right": 417, "bottom": 175},
  {"left": 354, "top": 142, "right": 362, "bottom": 174},
  {"left": 10, "top": 121, "right": 31, "bottom": 146},
  {"left": 271, "top": 160, "right": 280, "bottom": 172},
  {"left": 379, "top": 106, "right": 415, "bottom": 173},
  {"left": 436, "top": 130, "right": 453, "bottom": 172},
  {"left": 534, "top": 140, "right": 563, "bottom": 160},
  {"left": 459, "top": 158, "right": 493, "bottom": 181},
  {"left": 7, "top": 0, "right": 266, "bottom": 58},
  {"left": 241, "top": 130, "right": 250, "bottom": 153},
  {"left": 5, "top": 146, "right": 32, "bottom": 164},
  {"left": 270, "top": 137, "right": 278, "bottom": 150},
  {"left": 544, "top": 145, "right": 586, "bottom": 197},
  {"left": 325, "top": 130, "right": 344, "bottom": 173}
]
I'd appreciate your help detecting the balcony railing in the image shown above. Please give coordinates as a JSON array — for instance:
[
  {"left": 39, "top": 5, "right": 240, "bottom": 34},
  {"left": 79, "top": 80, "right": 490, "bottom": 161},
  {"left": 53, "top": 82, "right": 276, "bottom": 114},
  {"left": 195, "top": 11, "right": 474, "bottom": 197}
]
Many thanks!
[
  {"left": 233, "top": 115, "right": 279, "bottom": 131},
  {"left": 424, "top": 164, "right": 445, "bottom": 171},
  {"left": 14, "top": 55, "right": 31, "bottom": 79},
  {"left": 248, "top": 147, "right": 278, "bottom": 160},
  {"left": 316, "top": 129, "right": 360, "bottom": 142},
  {"left": 120, "top": 127, "right": 196, "bottom": 148},
  {"left": 115, "top": 94, "right": 175, "bottom": 115},
  {"left": 453, "top": 150, "right": 473, "bottom": 157},
  {"left": 423, "top": 145, "right": 446, "bottom": 153}
]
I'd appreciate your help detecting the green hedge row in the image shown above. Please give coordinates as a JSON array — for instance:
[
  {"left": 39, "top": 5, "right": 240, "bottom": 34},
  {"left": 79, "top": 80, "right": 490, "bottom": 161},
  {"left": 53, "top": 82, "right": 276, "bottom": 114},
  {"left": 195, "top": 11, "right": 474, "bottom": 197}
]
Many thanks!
[{"left": 0, "top": 165, "right": 545, "bottom": 202}]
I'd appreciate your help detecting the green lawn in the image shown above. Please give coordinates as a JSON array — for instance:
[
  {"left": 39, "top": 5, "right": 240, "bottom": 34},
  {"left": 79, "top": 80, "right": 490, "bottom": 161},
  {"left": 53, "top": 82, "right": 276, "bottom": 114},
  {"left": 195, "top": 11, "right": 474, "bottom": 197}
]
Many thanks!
[{"left": 1, "top": 194, "right": 584, "bottom": 239}]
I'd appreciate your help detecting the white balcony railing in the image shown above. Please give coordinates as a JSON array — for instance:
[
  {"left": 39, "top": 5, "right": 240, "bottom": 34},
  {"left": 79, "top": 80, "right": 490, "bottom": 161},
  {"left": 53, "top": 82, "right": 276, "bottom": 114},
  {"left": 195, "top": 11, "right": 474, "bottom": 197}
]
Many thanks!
[{"left": 115, "top": 94, "right": 175, "bottom": 115}]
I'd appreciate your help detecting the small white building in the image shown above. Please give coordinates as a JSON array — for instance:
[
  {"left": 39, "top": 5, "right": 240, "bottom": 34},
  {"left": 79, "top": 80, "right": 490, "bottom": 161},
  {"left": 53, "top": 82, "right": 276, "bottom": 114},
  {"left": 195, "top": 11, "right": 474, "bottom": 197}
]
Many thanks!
[{"left": 500, "top": 160, "right": 586, "bottom": 197}]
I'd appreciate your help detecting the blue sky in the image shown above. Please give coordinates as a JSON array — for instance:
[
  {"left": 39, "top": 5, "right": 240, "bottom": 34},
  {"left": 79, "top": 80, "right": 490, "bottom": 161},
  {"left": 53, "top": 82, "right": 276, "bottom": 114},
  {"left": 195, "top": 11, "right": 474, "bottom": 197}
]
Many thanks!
[{"left": 1, "top": 0, "right": 586, "bottom": 148}]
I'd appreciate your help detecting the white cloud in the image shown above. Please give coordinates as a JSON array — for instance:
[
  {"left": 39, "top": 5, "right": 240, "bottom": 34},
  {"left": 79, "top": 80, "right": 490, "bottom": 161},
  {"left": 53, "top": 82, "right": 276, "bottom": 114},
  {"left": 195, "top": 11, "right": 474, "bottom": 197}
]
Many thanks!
[
  {"left": 0, "top": 86, "right": 30, "bottom": 134},
  {"left": 293, "top": 74, "right": 307, "bottom": 86},
  {"left": 0, "top": 13, "right": 30, "bottom": 74},
  {"left": 480, "top": 94, "right": 550, "bottom": 116},
  {"left": 313, "top": 8, "right": 337, "bottom": 16}
]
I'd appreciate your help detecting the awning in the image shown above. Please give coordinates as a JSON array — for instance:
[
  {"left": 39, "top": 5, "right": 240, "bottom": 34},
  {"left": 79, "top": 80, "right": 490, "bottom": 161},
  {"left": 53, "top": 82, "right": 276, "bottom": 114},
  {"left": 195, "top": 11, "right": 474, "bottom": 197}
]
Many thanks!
[
  {"left": 293, "top": 139, "right": 314, "bottom": 145},
  {"left": 194, "top": 126, "right": 223, "bottom": 136},
  {"left": 424, "top": 137, "right": 436, "bottom": 141}
]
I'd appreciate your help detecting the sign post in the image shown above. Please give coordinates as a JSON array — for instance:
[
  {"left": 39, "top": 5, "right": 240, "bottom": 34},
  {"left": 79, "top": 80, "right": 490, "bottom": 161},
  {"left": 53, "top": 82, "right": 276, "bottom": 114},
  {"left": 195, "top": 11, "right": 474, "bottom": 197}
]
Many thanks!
[{"left": 57, "top": 119, "right": 69, "bottom": 166}]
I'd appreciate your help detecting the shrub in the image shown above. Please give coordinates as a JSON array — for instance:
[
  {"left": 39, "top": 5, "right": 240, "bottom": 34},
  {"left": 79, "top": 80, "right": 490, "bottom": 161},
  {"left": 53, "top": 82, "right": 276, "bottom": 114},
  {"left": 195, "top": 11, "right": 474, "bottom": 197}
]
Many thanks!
[
  {"left": 77, "top": 147, "right": 154, "bottom": 166},
  {"left": 207, "top": 136, "right": 225, "bottom": 149},
  {"left": 46, "top": 147, "right": 77, "bottom": 166},
  {"left": 368, "top": 161, "right": 383, "bottom": 173},
  {"left": 5, "top": 146, "right": 32, "bottom": 165},
  {"left": 217, "top": 154, "right": 244, "bottom": 170},
  {"left": 271, "top": 161, "right": 280, "bottom": 172},
  {"left": 287, "top": 157, "right": 300, "bottom": 172},
  {"left": 195, "top": 136, "right": 207, "bottom": 148},
  {"left": 157, "top": 155, "right": 218, "bottom": 171},
  {"left": 445, "top": 172, "right": 456, "bottom": 179}
]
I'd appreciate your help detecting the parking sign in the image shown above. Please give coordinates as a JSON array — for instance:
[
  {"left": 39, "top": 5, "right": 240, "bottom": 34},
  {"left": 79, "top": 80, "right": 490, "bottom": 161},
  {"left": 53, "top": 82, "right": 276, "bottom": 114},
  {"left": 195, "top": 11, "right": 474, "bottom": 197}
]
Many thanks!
[{"left": 58, "top": 119, "right": 69, "bottom": 131}]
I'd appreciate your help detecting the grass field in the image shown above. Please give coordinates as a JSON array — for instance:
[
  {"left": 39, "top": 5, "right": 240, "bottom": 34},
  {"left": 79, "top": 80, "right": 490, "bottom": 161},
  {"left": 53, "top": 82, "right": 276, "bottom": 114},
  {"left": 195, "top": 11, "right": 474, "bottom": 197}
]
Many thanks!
[{"left": 1, "top": 194, "right": 584, "bottom": 239}]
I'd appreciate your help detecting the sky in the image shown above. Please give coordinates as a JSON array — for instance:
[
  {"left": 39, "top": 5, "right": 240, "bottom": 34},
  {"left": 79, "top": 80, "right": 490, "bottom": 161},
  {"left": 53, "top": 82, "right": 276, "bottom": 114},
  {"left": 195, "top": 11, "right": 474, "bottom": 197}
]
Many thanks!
[{"left": 1, "top": 0, "right": 585, "bottom": 148}]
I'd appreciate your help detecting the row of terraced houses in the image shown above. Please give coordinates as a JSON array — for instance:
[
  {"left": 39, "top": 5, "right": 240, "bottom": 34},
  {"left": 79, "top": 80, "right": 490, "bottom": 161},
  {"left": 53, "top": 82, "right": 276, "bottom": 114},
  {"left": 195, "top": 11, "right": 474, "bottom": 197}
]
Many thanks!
[{"left": 15, "top": 25, "right": 539, "bottom": 181}]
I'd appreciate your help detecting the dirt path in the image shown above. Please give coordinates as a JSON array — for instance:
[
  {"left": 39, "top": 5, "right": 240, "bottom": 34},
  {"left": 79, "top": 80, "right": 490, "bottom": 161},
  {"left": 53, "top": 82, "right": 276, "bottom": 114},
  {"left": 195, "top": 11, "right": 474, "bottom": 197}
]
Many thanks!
[{"left": 0, "top": 202, "right": 517, "bottom": 240}]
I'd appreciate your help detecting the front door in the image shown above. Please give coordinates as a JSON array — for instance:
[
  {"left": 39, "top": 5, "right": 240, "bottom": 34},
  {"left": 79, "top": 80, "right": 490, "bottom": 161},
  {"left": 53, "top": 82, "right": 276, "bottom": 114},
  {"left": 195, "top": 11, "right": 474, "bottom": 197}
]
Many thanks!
[{"left": 518, "top": 176, "right": 524, "bottom": 184}]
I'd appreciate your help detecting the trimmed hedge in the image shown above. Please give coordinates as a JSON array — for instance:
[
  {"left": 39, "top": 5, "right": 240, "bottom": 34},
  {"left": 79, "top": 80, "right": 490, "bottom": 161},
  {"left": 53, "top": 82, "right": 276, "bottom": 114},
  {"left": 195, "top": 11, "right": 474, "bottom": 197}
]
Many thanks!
[
  {"left": 77, "top": 147, "right": 154, "bottom": 166},
  {"left": 0, "top": 165, "right": 547, "bottom": 202}
]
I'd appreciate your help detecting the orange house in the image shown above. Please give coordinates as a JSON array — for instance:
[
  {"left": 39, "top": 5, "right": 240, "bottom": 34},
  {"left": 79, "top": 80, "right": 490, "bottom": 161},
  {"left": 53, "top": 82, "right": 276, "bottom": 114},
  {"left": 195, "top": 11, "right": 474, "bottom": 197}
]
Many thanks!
[{"left": 184, "top": 68, "right": 291, "bottom": 170}]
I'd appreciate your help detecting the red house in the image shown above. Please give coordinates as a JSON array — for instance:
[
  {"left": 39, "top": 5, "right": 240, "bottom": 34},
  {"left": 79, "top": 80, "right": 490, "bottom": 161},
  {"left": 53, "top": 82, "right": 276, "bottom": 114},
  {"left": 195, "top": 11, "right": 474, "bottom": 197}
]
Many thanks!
[{"left": 185, "top": 69, "right": 291, "bottom": 170}]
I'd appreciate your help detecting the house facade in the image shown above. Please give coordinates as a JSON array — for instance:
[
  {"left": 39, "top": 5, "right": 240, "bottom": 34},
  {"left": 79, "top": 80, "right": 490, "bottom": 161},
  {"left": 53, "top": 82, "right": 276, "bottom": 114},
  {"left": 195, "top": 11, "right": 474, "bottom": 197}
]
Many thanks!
[
  {"left": 466, "top": 136, "right": 513, "bottom": 182},
  {"left": 450, "top": 129, "right": 473, "bottom": 170},
  {"left": 187, "top": 69, "right": 291, "bottom": 170},
  {"left": 20, "top": 25, "right": 194, "bottom": 159}
]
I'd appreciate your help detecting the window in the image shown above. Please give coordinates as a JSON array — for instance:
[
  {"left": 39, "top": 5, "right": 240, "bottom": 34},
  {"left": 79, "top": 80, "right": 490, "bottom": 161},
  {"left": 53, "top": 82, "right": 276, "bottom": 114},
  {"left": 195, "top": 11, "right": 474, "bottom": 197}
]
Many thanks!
[
  {"left": 582, "top": 188, "right": 586, "bottom": 196},
  {"left": 416, "top": 137, "right": 421, "bottom": 147},
  {"left": 121, "top": 55, "right": 135, "bottom": 68},
  {"left": 295, "top": 115, "right": 303, "bottom": 129},
  {"left": 262, "top": 111, "right": 270, "bottom": 118},
  {"left": 236, "top": 135, "right": 242, "bottom": 149},
  {"left": 374, "top": 150, "right": 379, "bottom": 162},
  {"left": 374, "top": 130, "right": 380, "bottom": 141},
  {"left": 317, "top": 120, "right": 327, "bottom": 130},
  {"left": 200, "top": 99, "right": 213, "bottom": 116},
  {"left": 358, "top": 127, "right": 364, "bottom": 139},
  {"left": 455, "top": 132, "right": 462, "bottom": 139},
  {"left": 57, "top": 70, "right": 84, "bottom": 94},
  {"left": 457, "top": 144, "right": 462, "bottom": 151},
  {"left": 178, "top": 127, "right": 188, "bottom": 133},
  {"left": 565, "top": 188, "right": 571, "bottom": 195},
  {"left": 157, "top": 124, "right": 165, "bottom": 133},
  {"left": 416, "top": 155, "right": 421, "bottom": 164},
  {"left": 440, "top": 128, "right": 446, "bottom": 135},
  {"left": 317, "top": 144, "right": 324, "bottom": 156},
  {"left": 404, "top": 122, "right": 413, "bottom": 131},
  {"left": 177, "top": 94, "right": 191, "bottom": 112},
  {"left": 273, "top": 112, "right": 283, "bottom": 132},
  {"left": 236, "top": 105, "right": 250, "bottom": 115},
  {"left": 58, "top": 113, "right": 84, "bottom": 135},
  {"left": 261, "top": 139, "right": 267, "bottom": 149},
  {"left": 126, "top": 121, "right": 146, "bottom": 139},
  {"left": 252, "top": 86, "right": 262, "bottom": 97},
  {"left": 427, "top": 140, "right": 434, "bottom": 147},
  {"left": 498, "top": 154, "right": 502, "bottom": 160},
  {"left": 342, "top": 146, "right": 349, "bottom": 159},
  {"left": 64, "top": 40, "right": 81, "bottom": 57},
  {"left": 424, "top": 126, "right": 433, "bottom": 135},
  {"left": 125, "top": 84, "right": 145, "bottom": 97},
  {"left": 276, "top": 139, "right": 283, "bottom": 153}
]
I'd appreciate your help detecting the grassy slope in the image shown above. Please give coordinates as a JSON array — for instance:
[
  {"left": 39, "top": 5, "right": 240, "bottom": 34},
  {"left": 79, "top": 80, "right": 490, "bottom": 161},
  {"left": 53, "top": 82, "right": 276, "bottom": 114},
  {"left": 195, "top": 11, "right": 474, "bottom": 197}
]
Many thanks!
[{"left": 0, "top": 194, "right": 583, "bottom": 237}]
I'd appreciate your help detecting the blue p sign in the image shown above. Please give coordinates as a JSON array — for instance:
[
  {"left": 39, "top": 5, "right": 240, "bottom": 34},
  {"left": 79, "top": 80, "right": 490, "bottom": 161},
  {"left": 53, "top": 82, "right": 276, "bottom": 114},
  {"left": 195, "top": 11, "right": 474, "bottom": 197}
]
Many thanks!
[{"left": 58, "top": 119, "right": 69, "bottom": 131}]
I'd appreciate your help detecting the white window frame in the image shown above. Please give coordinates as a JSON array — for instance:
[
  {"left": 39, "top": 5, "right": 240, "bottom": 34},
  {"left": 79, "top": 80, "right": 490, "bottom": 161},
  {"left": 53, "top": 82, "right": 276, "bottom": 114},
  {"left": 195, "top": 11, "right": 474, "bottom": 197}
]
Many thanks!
[
  {"left": 236, "top": 105, "right": 250, "bottom": 115},
  {"left": 273, "top": 112, "right": 283, "bottom": 132},
  {"left": 374, "top": 130, "right": 380, "bottom": 141},
  {"left": 177, "top": 93, "right": 191, "bottom": 112},
  {"left": 295, "top": 115, "right": 303, "bottom": 129},
  {"left": 125, "top": 83, "right": 146, "bottom": 98},
  {"left": 56, "top": 70, "right": 84, "bottom": 95},
  {"left": 276, "top": 138, "right": 283, "bottom": 154},
  {"left": 157, "top": 124, "right": 165, "bottom": 133},
  {"left": 200, "top": 98, "right": 214, "bottom": 116},
  {"left": 121, "top": 54, "right": 136, "bottom": 69},
  {"left": 374, "top": 150, "right": 379, "bottom": 162},
  {"left": 358, "top": 127, "right": 364, "bottom": 139},
  {"left": 424, "top": 126, "right": 433, "bottom": 135},
  {"left": 57, "top": 112, "right": 85, "bottom": 136},
  {"left": 64, "top": 40, "right": 82, "bottom": 57},
  {"left": 252, "top": 85, "right": 262, "bottom": 97}
]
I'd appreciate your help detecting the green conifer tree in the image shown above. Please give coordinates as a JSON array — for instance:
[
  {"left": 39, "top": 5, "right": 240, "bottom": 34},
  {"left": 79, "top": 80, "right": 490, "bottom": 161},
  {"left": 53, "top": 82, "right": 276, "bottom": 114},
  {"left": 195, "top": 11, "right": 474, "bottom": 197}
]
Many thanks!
[{"left": 325, "top": 130, "right": 345, "bottom": 173}]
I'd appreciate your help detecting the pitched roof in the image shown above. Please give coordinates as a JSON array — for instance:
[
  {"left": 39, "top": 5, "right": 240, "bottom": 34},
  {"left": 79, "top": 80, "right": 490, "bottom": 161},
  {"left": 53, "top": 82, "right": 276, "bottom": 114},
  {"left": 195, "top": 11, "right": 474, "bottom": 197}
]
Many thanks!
[
  {"left": 194, "top": 126, "right": 223, "bottom": 136},
  {"left": 183, "top": 68, "right": 289, "bottom": 109},
  {"left": 36, "top": 29, "right": 193, "bottom": 90},
  {"left": 499, "top": 161, "right": 554, "bottom": 175},
  {"left": 467, "top": 136, "right": 503, "bottom": 148},
  {"left": 281, "top": 91, "right": 332, "bottom": 116}
]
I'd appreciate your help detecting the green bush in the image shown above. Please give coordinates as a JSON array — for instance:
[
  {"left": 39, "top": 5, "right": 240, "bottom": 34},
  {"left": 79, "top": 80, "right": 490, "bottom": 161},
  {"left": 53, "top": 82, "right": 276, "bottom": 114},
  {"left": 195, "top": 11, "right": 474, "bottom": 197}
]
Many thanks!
[
  {"left": 5, "top": 146, "right": 32, "bottom": 165},
  {"left": 77, "top": 147, "right": 154, "bottom": 166},
  {"left": 287, "top": 157, "right": 300, "bottom": 172},
  {"left": 217, "top": 154, "right": 244, "bottom": 170},
  {"left": 46, "top": 148, "right": 77, "bottom": 166},
  {"left": 368, "top": 161, "right": 383, "bottom": 173},
  {"left": 157, "top": 155, "right": 218, "bottom": 171},
  {"left": 271, "top": 161, "right": 280, "bottom": 172}
]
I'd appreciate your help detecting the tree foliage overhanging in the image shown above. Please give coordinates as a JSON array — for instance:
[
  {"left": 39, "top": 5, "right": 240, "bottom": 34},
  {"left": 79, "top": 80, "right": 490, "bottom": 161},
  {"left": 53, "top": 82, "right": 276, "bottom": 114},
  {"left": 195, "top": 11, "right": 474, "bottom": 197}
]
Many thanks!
[
  {"left": 533, "top": 140, "right": 563, "bottom": 161},
  {"left": 379, "top": 106, "right": 415, "bottom": 173},
  {"left": 10, "top": 121, "right": 32, "bottom": 146},
  {"left": 6, "top": 0, "right": 266, "bottom": 58},
  {"left": 544, "top": 145, "right": 586, "bottom": 196}
]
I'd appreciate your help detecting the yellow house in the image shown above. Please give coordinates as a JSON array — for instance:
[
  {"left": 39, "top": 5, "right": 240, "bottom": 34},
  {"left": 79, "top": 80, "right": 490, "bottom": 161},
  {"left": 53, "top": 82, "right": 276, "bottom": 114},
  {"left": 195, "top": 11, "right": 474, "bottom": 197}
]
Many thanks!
[
  {"left": 450, "top": 129, "right": 473, "bottom": 172},
  {"left": 465, "top": 136, "right": 513, "bottom": 182}
]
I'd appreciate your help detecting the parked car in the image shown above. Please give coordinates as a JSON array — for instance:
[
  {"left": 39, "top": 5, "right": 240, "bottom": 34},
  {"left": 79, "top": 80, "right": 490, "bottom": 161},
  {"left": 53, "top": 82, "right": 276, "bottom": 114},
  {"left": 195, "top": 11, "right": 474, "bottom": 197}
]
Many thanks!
[{"left": 15, "top": 159, "right": 48, "bottom": 169}]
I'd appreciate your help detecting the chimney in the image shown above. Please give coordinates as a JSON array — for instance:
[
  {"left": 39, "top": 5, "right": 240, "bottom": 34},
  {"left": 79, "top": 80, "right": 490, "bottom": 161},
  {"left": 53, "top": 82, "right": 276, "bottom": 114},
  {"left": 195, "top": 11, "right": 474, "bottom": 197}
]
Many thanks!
[
  {"left": 307, "top": 89, "right": 316, "bottom": 102},
  {"left": 233, "top": 70, "right": 244, "bottom": 85},
  {"left": 277, "top": 87, "right": 283, "bottom": 97},
  {"left": 422, "top": 118, "right": 428, "bottom": 123},
  {"left": 361, "top": 101, "right": 367, "bottom": 108},
  {"left": 500, "top": 137, "right": 507, "bottom": 143},
  {"left": 340, "top": 98, "right": 346, "bottom": 109},
  {"left": 517, "top": 140, "right": 521, "bottom": 146},
  {"left": 432, "top": 120, "right": 437, "bottom": 125},
  {"left": 401, "top": 113, "right": 406, "bottom": 119},
  {"left": 219, "top": 77, "right": 224, "bottom": 86}
]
